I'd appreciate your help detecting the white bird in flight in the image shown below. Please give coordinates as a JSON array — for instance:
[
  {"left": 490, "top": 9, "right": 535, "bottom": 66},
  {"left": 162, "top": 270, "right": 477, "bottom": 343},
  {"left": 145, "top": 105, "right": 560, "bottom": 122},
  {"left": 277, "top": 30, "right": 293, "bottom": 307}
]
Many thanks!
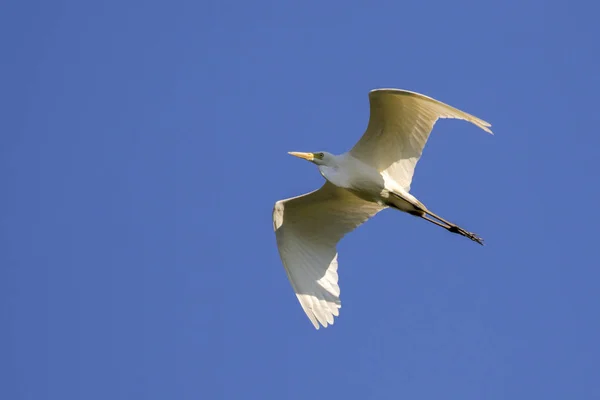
[{"left": 273, "top": 89, "right": 493, "bottom": 329}]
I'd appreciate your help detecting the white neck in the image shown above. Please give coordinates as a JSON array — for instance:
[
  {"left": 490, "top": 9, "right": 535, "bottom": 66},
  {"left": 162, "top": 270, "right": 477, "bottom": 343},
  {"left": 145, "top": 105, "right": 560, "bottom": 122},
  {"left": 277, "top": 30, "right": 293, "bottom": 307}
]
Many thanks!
[{"left": 317, "top": 154, "right": 352, "bottom": 188}]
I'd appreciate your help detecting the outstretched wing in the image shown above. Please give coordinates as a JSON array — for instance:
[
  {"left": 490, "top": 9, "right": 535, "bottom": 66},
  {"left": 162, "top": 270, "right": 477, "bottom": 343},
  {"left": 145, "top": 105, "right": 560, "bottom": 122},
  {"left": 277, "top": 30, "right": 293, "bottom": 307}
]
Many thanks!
[
  {"left": 273, "top": 182, "right": 383, "bottom": 329},
  {"left": 350, "top": 89, "right": 493, "bottom": 191}
]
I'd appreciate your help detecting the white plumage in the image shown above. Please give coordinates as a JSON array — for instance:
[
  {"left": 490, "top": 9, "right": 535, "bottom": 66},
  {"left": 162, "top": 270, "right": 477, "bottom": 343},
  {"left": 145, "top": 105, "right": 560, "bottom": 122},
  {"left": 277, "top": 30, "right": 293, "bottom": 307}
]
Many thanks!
[{"left": 273, "top": 89, "right": 493, "bottom": 329}]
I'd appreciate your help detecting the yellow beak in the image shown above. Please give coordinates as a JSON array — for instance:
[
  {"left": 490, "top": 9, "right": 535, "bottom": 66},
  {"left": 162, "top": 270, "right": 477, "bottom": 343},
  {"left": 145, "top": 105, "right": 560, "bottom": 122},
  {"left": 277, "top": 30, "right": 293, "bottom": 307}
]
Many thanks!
[{"left": 288, "top": 152, "right": 314, "bottom": 161}]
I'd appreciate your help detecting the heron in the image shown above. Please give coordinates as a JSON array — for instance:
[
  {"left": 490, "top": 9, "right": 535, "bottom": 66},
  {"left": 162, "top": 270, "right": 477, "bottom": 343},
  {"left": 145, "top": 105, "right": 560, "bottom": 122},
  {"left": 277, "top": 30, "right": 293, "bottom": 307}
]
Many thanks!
[{"left": 273, "top": 89, "right": 493, "bottom": 329}]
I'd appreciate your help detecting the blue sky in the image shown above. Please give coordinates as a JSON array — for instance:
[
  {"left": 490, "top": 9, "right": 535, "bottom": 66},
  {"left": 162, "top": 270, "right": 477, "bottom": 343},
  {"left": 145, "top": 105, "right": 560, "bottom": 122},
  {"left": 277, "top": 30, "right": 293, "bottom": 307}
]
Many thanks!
[{"left": 2, "top": 0, "right": 599, "bottom": 399}]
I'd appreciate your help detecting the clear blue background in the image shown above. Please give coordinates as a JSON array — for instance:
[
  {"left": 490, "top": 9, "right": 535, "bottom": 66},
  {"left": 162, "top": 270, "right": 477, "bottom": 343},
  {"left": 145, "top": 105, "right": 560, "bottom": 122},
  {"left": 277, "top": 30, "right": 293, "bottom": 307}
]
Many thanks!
[{"left": 2, "top": 0, "right": 599, "bottom": 399}]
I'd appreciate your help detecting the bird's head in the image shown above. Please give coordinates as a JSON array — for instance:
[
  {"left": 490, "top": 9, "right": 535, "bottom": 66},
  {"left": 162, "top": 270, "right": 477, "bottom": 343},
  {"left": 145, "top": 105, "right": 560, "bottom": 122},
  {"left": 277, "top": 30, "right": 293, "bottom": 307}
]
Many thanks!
[{"left": 288, "top": 151, "right": 335, "bottom": 166}]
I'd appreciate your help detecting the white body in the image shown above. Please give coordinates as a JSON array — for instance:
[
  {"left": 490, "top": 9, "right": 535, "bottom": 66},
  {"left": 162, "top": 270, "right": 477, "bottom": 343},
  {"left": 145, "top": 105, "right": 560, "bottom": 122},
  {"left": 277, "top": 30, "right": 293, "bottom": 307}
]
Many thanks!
[
  {"left": 273, "top": 89, "right": 493, "bottom": 329},
  {"left": 318, "top": 153, "right": 422, "bottom": 212}
]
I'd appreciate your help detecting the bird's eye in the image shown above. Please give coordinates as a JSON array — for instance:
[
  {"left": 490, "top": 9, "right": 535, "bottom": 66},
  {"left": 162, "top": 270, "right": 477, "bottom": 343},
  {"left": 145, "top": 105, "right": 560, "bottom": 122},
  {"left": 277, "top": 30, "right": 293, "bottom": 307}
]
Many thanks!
[{"left": 318, "top": 153, "right": 324, "bottom": 158}]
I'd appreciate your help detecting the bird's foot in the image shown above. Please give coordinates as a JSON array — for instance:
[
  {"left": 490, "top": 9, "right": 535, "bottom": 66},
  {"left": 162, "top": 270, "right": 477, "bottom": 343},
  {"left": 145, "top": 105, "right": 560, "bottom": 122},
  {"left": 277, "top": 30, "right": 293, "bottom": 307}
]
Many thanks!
[
  {"left": 449, "top": 225, "right": 484, "bottom": 245},
  {"left": 465, "top": 231, "right": 484, "bottom": 246}
]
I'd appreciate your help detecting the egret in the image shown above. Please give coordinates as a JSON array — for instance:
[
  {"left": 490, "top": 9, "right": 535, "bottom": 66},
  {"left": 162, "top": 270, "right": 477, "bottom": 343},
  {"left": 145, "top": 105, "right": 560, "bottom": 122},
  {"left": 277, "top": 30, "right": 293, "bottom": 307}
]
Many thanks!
[{"left": 273, "top": 89, "right": 493, "bottom": 329}]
